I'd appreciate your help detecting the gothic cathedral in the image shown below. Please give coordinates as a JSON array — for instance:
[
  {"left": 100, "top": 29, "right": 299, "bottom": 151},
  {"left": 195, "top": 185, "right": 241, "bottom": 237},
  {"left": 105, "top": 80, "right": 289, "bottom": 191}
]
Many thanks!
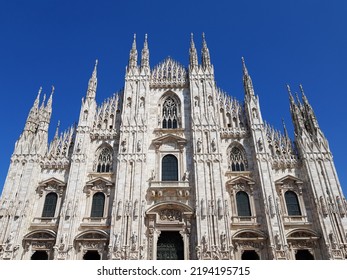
[{"left": 1, "top": 34, "right": 346, "bottom": 260}]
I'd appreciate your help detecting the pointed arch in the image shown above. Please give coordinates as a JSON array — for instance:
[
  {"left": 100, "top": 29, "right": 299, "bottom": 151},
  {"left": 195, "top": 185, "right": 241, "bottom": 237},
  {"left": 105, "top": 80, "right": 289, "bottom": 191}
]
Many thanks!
[
  {"left": 95, "top": 144, "right": 113, "bottom": 173},
  {"left": 159, "top": 92, "right": 181, "bottom": 129},
  {"left": 228, "top": 143, "right": 247, "bottom": 171}
]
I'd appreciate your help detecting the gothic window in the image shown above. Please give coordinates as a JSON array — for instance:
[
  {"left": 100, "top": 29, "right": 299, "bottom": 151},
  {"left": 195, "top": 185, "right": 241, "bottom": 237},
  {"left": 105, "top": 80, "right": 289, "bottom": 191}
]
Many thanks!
[
  {"left": 91, "top": 192, "right": 105, "bottom": 217},
  {"left": 236, "top": 191, "right": 251, "bottom": 217},
  {"left": 42, "top": 192, "right": 58, "bottom": 217},
  {"left": 230, "top": 146, "right": 247, "bottom": 171},
  {"left": 162, "top": 154, "right": 178, "bottom": 181},
  {"left": 285, "top": 191, "right": 301, "bottom": 216},
  {"left": 96, "top": 147, "right": 113, "bottom": 173},
  {"left": 162, "top": 97, "right": 178, "bottom": 129}
]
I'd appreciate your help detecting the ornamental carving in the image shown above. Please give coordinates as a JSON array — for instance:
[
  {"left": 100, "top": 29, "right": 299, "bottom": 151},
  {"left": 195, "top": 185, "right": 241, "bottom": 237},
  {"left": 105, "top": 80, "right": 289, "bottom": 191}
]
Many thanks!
[
  {"left": 289, "top": 231, "right": 312, "bottom": 238},
  {"left": 159, "top": 209, "right": 182, "bottom": 222},
  {"left": 150, "top": 57, "right": 188, "bottom": 88},
  {"left": 36, "top": 183, "right": 65, "bottom": 197},
  {"left": 84, "top": 179, "right": 113, "bottom": 197}
]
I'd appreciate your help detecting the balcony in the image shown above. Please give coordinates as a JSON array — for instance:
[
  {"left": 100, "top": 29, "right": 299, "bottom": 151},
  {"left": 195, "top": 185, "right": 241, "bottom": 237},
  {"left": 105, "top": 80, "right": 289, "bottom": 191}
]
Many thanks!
[
  {"left": 30, "top": 217, "right": 58, "bottom": 228},
  {"left": 283, "top": 215, "right": 311, "bottom": 226},
  {"left": 80, "top": 217, "right": 110, "bottom": 228},
  {"left": 148, "top": 180, "right": 190, "bottom": 200},
  {"left": 231, "top": 215, "right": 259, "bottom": 227}
]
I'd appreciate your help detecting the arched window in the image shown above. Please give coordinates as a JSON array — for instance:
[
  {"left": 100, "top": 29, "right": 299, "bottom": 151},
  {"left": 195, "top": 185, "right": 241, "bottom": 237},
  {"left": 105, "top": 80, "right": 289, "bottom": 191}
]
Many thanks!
[
  {"left": 162, "top": 97, "right": 178, "bottom": 129},
  {"left": 91, "top": 192, "right": 105, "bottom": 217},
  {"left": 230, "top": 146, "right": 247, "bottom": 171},
  {"left": 96, "top": 147, "right": 113, "bottom": 173},
  {"left": 236, "top": 191, "right": 251, "bottom": 217},
  {"left": 285, "top": 191, "right": 301, "bottom": 216},
  {"left": 42, "top": 192, "right": 58, "bottom": 217},
  {"left": 162, "top": 155, "right": 178, "bottom": 181}
]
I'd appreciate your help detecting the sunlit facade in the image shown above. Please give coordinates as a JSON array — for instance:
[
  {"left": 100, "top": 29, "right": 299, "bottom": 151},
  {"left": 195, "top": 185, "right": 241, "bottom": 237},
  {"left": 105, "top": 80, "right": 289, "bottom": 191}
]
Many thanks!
[{"left": 1, "top": 34, "right": 346, "bottom": 260}]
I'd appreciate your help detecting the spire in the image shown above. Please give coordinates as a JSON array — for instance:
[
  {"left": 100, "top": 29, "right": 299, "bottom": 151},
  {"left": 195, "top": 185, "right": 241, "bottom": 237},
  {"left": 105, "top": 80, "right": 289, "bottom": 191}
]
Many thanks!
[
  {"left": 24, "top": 86, "right": 42, "bottom": 132},
  {"left": 128, "top": 33, "right": 138, "bottom": 69},
  {"left": 287, "top": 84, "right": 295, "bottom": 105},
  {"left": 189, "top": 33, "right": 198, "bottom": 69},
  {"left": 33, "top": 87, "right": 42, "bottom": 110},
  {"left": 87, "top": 60, "right": 98, "bottom": 99},
  {"left": 46, "top": 85, "right": 54, "bottom": 113},
  {"left": 242, "top": 57, "right": 255, "bottom": 97},
  {"left": 54, "top": 120, "right": 60, "bottom": 139},
  {"left": 141, "top": 34, "right": 150, "bottom": 70},
  {"left": 40, "top": 93, "right": 46, "bottom": 110},
  {"left": 299, "top": 84, "right": 309, "bottom": 105},
  {"left": 27, "top": 87, "right": 42, "bottom": 118},
  {"left": 201, "top": 33, "right": 211, "bottom": 68}
]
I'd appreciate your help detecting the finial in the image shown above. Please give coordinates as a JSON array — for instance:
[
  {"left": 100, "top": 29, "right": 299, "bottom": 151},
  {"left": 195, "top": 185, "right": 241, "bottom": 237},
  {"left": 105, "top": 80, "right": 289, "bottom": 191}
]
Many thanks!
[
  {"left": 33, "top": 86, "right": 42, "bottom": 108},
  {"left": 132, "top": 33, "right": 137, "bottom": 49},
  {"left": 202, "top": 32, "right": 207, "bottom": 47},
  {"left": 51, "top": 85, "right": 55, "bottom": 95},
  {"left": 287, "top": 84, "right": 295, "bottom": 103},
  {"left": 299, "top": 84, "right": 309, "bottom": 103},
  {"left": 241, "top": 57, "right": 248, "bottom": 75},
  {"left": 143, "top": 33, "right": 148, "bottom": 49},
  {"left": 286, "top": 84, "right": 291, "bottom": 94}
]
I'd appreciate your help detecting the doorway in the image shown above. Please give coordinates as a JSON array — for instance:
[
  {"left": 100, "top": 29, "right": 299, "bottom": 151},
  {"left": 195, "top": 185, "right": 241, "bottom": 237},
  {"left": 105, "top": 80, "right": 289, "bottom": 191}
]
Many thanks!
[
  {"left": 241, "top": 250, "right": 260, "bottom": 260},
  {"left": 295, "top": 249, "right": 314, "bottom": 260},
  {"left": 31, "top": 251, "right": 49, "bottom": 260},
  {"left": 157, "top": 231, "right": 184, "bottom": 260},
  {"left": 83, "top": 250, "right": 101, "bottom": 260}
]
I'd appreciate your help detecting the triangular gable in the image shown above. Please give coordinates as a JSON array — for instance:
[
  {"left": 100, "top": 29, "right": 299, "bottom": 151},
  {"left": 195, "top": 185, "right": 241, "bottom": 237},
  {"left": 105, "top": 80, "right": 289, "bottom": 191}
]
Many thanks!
[
  {"left": 275, "top": 175, "right": 303, "bottom": 185},
  {"left": 152, "top": 133, "right": 187, "bottom": 146},
  {"left": 39, "top": 177, "right": 66, "bottom": 187},
  {"left": 85, "top": 177, "right": 113, "bottom": 186},
  {"left": 226, "top": 175, "right": 255, "bottom": 185}
]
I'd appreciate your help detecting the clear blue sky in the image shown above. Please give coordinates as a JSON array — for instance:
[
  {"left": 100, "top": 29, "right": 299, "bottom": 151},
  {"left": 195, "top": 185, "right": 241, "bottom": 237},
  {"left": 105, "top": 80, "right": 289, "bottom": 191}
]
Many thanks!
[{"left": 0, "top": 0, "right": 346, "bottom": 195}]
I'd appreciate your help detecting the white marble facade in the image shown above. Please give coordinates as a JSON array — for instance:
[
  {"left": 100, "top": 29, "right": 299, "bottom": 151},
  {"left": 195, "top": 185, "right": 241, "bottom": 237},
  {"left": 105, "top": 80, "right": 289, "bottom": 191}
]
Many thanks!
[{"left": 0, "top": 34, "right": 346, "bottom": 260}]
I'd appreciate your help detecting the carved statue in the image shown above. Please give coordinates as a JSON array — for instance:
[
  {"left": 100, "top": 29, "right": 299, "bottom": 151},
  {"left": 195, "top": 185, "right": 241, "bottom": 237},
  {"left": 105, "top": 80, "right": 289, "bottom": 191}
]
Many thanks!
[
  {"left": 184, "top": 170, "right": 189, "bottom": 181},
  {"left": 149, "top": 169, "right": 155, "bottom": 181},
  {"left": 131, "top": 232, "right": 137, "bottom": 250},
  {"left": 211, "top": 138, "right": 216, "bottom": 152},
  {"left": 137, "top": 140, "right": 141, "bottom": 152},
  {"left": 202, "top": 232, "right": 208, "bottom": 251},
  {"left": 197, "top": 138, "right": 202, "bottom": 152},
  {"left": 220, "top": 232, "right": 226, "bottom": 251}
]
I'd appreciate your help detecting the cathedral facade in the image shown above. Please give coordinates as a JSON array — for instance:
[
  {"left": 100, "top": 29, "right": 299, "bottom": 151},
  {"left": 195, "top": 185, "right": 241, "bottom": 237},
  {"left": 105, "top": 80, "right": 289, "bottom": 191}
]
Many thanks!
[{"left": 0, "top": 34, "right": 346, "bottom": 260}]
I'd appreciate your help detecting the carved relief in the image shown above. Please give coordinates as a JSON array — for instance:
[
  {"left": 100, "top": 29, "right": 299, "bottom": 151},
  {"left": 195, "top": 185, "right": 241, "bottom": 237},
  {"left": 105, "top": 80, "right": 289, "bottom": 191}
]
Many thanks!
[{"left": 159, "top": 209, "right": 182, "bottom": 222}]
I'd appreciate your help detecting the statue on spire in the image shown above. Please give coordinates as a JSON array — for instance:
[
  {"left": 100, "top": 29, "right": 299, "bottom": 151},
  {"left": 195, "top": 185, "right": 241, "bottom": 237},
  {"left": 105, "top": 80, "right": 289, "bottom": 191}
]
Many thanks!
[
  {"left": 141, "top": 34, "right": 150, "bottom": 71},
  {"left": 87, "top": 60, "right": 98, "bottom": 99},
  {"left": 201, "top": 33, "right": 211, "bottom": 68},
  {"left": 242, "top": 57, "right": 255, "bottom": 98},
  {"left": 128, "top": 34, "right": 138, "bottom": 69},
  {"left": 189, "top": 33, "right": 198, "bottom": 69}
]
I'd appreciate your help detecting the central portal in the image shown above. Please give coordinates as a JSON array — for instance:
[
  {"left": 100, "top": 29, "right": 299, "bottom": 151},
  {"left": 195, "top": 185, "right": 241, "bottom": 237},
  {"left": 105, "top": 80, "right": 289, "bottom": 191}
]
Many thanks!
[{"left": 157, "top": 231, "right": 184, "bottom": 260}]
